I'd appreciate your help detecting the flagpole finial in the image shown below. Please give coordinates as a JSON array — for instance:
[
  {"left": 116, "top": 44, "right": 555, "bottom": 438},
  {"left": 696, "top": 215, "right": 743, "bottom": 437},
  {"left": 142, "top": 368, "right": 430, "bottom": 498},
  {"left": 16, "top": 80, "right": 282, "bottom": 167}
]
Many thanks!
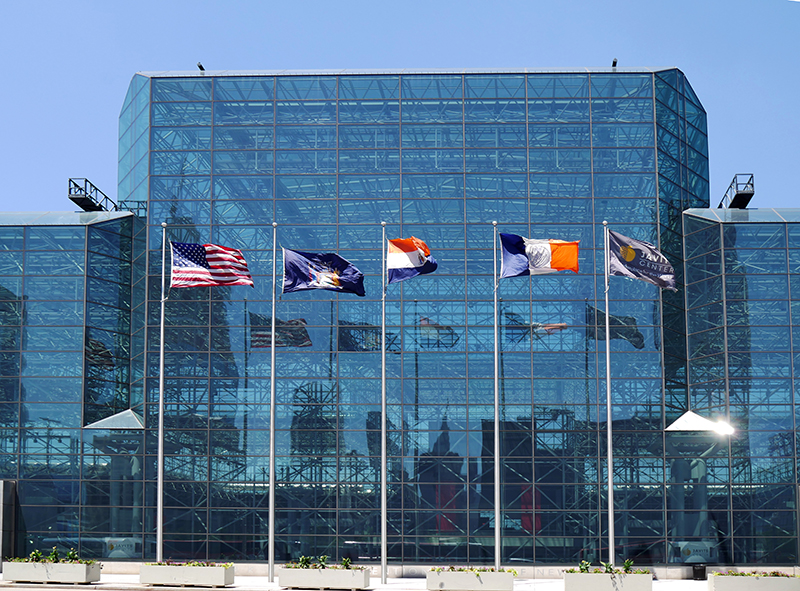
[
  {"left": 381, "top": 221, "right": 386, "bottom": 227},
  {"left": 492, "top": 220, "right": 497, "bottom": 226},
  {"left": 161, "top": 222, "right": 166, "bottom": 228},
  {"left": 603, "top": 220, "right": 608, "bottom": 226},
  {"left": 272, "top": 222, "right": 277, "bottom": 228}
]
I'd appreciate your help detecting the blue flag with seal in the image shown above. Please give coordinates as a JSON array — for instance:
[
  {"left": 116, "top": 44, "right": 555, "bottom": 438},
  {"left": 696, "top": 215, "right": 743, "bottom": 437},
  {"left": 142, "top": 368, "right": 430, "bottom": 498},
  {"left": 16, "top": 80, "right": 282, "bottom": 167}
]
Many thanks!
[
  {"left": 283, "top": 248, "right": 366, "bottom": 297},
  {"left": 608, "top": 230, "right": 677, "bottom": 291}
]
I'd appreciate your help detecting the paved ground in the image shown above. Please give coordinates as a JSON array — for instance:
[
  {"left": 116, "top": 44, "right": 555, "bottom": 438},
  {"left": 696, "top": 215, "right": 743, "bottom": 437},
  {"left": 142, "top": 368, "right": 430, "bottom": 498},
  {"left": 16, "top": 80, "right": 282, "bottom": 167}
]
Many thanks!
[{"left": 0, "top": 573, "right": 712, "bottom": 590}]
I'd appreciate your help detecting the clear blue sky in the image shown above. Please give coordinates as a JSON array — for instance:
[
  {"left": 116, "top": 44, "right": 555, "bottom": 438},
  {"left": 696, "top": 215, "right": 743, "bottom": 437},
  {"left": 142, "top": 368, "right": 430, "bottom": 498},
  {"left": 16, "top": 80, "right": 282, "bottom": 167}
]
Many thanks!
[{"left": 1, "top": 0, "right": 797, "bottom": 213}]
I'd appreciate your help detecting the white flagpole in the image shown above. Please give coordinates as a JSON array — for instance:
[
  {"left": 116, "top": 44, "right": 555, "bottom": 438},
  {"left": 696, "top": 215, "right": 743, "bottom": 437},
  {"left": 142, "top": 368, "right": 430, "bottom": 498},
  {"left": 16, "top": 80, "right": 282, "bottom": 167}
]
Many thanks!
[
  {"left": 157, "top": 222, "right": 167, "bottom": 563},
  {"left": 492, "top": 221, "right": 501, "bottom": 570},
  {"left": 268, "top": 222, "right": 278, "bottom": 581},
  {"left": 380, "top": 221, "right": 388, "bottom": 584},
  {"left": 603, "top": 220, "right": 615, "bottom": 566}
]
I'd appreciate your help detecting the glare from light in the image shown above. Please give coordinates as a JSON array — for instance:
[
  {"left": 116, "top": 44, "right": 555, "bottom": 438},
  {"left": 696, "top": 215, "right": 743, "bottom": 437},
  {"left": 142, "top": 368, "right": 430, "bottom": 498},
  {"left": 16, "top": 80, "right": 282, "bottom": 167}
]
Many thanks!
[{"left": 713, "top": 421, "right": 735, "bottom": 436}]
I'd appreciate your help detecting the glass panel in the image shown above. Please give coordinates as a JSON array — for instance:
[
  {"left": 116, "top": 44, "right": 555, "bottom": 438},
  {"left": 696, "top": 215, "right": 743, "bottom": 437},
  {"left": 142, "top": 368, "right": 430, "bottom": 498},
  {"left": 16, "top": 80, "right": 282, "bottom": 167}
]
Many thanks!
[
  {"left": 591, "top": 74, "right": 653, "bottom": 98},
  {"left": 152, "top": 102, "right": 212, "bottom": 126},
  {"left": 24, "top": 251, "right": 84, "bottom": 276},
  {"left": 528, "top": 100, "right": 589, "bottom": 122},
  {"left": 151, "top": 127, "right": 211, "bottom": 150},
  {"left": 25, "top": 227, "right": 85, "bottom": 251},
  {"left": 214, "top": 127, "right": 274, "bottom": 150},
  {"left": 527, "top": 75, "right": 589, "bottom": 98},
  {"left": 338, "top": 76, "right": 399, "bottom": 100},
  {"left": 215, "top": 176, "right": 273, "bottom": 200},
  {"left": 403, "top": 125, "right": 463, "bottom": 148},
  {"left": 464, "top": 100, "right": 526, "bottom": 122},
  {"left": 213, "top": 151, "right": 273, "bottom": 175},
  {"left": 529, "top": 125, "right": 590, "bottom": 148},
  {"left": 214, "top": 77, "right": 274, "bottom": 100},
  {"left": 152, "top": 79, "right": 211, "bottom": 102},
  {"left": 151, "top": 151, "right": 211, "bottom": 175},
  {"left": 338, "top": 101, "right": 399, "bottom": 123},
  {"left": 339, "top": 125, "right": 399, "bottom": 149},
  {"left": 276, "top": 126, "right": 335, "bottom": 149},
  {"left": 401, "top": 75, "right": 462, "bottom": 99},
  {"left": 214, "top": 102, "right": 274, "bottom": 126},
  {"left": 276, "top": 76, "right": 337, "bottom": 100},
  {"left": 724, "top": 224, "right": 786, "bottom": 249},
  {"left": 0, "top": 252, "right": 23, "bottom": 275},
  {"left": 151, "top": 177, "right": 211, "bottom": 201},
  {"left": 592, "top": 99, "right": 654, "bottom": 122},
  {"left": 401, "top": 100, "right": 463, "bottom": 123},
  {"left": 0, "top": 227, "right": 23, "bottom": 250},
  {"left": 275, "top": 151, "right": 336, "bottom": 174},
  {"left": 276, "top": 101, "right": 336, "bottom": 124}
]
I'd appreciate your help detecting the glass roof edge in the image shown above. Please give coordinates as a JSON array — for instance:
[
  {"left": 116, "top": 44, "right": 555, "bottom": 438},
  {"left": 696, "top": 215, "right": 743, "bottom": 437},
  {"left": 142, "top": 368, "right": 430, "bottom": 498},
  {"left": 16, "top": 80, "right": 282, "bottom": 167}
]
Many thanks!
[
  {"left": 684, "top": 208, "right": 722, "bottom": 222},
  {"left": 0, "top": 210, "right": 135, "bottom": 226},
  {"left": 684, "top": 207, "right": 800, "bottom": 223},
  {"left": 136, "top": 67, "right": 670, "bottom": 78}
]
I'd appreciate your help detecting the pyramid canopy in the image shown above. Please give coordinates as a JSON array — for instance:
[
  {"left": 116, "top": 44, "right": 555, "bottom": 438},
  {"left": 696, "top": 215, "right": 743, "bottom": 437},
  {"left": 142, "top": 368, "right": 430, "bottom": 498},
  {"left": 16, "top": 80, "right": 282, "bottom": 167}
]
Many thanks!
[
  {"left": 665, "top": 410, "right": 734, "bottom": 434},
  {"left": 84, "top": 409, "right": 144, "bottom": 430}
]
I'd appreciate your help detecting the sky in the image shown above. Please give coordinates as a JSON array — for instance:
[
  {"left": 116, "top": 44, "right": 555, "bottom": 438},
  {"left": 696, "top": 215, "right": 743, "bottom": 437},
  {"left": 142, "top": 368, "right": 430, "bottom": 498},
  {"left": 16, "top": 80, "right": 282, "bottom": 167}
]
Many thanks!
[{"left": 1, "top": 0, "right": 798, "bottom": 213}]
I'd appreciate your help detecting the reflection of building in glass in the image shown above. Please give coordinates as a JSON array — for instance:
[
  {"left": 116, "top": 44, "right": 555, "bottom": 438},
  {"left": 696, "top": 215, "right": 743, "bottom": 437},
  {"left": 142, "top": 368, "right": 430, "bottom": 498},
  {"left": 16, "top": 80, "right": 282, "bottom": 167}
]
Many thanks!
[{"left": 1, "top": 69, "right": 800, "bottom": 567}]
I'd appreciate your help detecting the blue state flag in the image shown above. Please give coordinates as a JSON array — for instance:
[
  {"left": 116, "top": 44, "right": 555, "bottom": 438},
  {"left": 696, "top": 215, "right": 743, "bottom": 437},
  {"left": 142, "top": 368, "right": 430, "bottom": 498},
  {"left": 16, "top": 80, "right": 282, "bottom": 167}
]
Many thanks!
[{"left": 283, "top": 248, "right": 366, "bottom": 297}]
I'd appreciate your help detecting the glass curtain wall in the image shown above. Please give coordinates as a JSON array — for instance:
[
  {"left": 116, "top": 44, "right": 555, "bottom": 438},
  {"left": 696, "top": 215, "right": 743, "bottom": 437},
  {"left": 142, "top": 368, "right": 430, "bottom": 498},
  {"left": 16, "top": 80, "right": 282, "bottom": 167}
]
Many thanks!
[
  {"left": 684, "top": 208, "right": 799, "bottom": 564},
  {"left": 121, "top": 69, "right": 711, "bottom": 563},
  {"left": 0, "top": 212, "right": 143, "bottom": 558}
]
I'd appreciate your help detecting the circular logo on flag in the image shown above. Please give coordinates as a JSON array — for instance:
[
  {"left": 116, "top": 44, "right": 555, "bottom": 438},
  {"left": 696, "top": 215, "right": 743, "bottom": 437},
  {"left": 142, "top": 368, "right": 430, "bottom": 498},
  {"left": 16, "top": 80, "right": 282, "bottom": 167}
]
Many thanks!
[{"left": 620, "top": 245, "right": 637, "bottom": 262}]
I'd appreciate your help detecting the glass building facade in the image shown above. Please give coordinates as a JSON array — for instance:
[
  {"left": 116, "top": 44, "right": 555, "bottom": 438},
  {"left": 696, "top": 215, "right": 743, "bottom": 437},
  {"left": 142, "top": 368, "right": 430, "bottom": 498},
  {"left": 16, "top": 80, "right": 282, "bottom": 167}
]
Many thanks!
[{"left": 1, "top": 68, "right": 795, "bottom": 567}]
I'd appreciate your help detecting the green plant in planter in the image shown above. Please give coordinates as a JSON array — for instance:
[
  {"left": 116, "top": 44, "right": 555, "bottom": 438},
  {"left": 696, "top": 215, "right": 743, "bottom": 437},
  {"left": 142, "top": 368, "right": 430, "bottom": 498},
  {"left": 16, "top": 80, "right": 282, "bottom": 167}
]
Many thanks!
[
  {"left": 297, "top": 556, "right": 312, "bottom": 569},
  {"left": 565, "top": 560, "right": 650, "bottom": 576},
  {"left": 317, "top": 555, "right": 328, "bottom": 569},
  {"left": 146, "top": 560, "right": 233, "bottom": 568},
  {"left": 5, "top": 547, "right": 97, "bottom": 565},
  {"left": 341, "top": 557, "right": 352, "bottom": 570},
  {"left": 429, "top": 566, "right": 518, "bottom": 577},
  {"left": 713, "top": 571, "right": 797, "bottom": 578}
]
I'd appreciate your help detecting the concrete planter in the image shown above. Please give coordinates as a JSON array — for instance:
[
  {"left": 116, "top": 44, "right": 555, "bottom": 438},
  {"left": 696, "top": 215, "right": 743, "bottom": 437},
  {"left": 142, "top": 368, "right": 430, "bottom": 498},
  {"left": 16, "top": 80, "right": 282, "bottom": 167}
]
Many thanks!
[
  {"left": 426, "top": 571, "right": 514, "bottom": 591},
  {"left": 139, "top": 564, "right": 234, "bottom": 587},
  {"left": 709, "top": 576, "right": 800, "bottom": 591},
  {"left": 564, "top": 572, "right": 653, "bottom": 591},
  {"left": 277, "top": 567, "right": 370, "bottom": 590},
  {"left": 2, "top": 561, "right": 101, "bottom": 584}
]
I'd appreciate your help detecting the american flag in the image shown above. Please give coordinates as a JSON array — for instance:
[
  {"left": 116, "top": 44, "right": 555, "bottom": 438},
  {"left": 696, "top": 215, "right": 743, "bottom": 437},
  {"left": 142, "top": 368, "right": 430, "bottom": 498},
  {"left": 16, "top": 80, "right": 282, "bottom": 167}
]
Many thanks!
[{"left": 171, "top": 242, "right": 254, "bottom": 288}]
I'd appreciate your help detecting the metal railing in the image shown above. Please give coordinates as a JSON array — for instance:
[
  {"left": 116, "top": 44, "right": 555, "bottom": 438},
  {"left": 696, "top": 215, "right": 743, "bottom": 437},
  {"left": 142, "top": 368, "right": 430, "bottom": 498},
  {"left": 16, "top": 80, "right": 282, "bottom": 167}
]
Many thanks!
[
  {"left": 718, "top": 173, "right": 755, "bottom": 209},
  {"left": 68, "top": 178, "right": 118, "bottom": 212}
]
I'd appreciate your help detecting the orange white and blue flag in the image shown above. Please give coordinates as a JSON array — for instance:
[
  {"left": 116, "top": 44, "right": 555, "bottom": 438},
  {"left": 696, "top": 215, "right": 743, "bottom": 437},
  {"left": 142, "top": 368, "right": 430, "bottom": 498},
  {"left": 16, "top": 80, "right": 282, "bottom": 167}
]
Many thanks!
[
  {"left": 387, "top": 237, "right": 438, "bottom": 284},
  {"left": 500, "top": 233, "right": 579, "bottom": 278}
]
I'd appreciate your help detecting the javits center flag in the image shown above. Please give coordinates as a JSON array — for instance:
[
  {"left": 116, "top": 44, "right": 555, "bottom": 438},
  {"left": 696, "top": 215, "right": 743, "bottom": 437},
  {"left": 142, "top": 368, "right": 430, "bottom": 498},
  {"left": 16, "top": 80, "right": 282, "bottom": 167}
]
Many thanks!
[
  {"left": 387, "top": 237, "right": 438, "bottom": 284},
  {"left": 283, "top": 249, "right": 366, "bottom": 297},
  {"left": 249, "top": 313, "right": 312, "bottom": 348},
  {"left": 171, "top": 242, "right": 254, "bottom": 288},
  {"left": 500, "top": 233, "right": 579, "bottom": 278},
  {"left": 608, "top": 230, "right": 676, "bottom": 291}
]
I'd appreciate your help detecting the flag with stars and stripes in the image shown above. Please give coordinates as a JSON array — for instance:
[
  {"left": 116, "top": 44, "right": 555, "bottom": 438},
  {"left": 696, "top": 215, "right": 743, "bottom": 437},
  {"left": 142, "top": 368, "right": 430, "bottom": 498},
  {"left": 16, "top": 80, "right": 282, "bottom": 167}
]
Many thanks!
[{"left": 170, "top": 242, "right": 254, "bottom": 288}]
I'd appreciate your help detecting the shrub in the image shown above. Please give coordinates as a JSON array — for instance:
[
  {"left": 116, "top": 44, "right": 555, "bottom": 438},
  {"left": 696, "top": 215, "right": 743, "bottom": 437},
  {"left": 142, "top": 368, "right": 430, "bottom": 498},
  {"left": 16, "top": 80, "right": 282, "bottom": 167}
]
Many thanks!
[
  {"left": 713, "top": 571, "right": 796, "bottom": 578},
  {"left": 284, "top": 555, "right": 367, "bottom": 571},
  {"left": 5, "top": 547, "right": 97, "bottom": 565},
  {"left": 429, "top": 566, "right": 518, "bottom": 577},
  {"left": 146, "top": 560, "right": 233, "bottom": 568}
]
